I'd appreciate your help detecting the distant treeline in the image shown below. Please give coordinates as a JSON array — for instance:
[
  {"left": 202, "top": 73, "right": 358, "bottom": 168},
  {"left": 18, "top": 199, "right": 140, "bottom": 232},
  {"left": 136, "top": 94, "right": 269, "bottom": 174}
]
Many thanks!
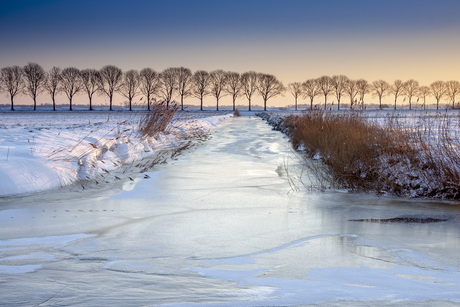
[{"left": 0, "top": 63, "right": 458, "bottom": 111}]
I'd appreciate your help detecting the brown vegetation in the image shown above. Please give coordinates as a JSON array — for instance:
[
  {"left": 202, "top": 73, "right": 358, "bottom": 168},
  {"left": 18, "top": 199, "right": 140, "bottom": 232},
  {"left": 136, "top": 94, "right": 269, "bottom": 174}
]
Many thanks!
[
  {"left": 286, "top": 110, "right": 460, "bottom": 198},
  {"left": 138, "top": 101, "right": 180, "bottom": 138}
]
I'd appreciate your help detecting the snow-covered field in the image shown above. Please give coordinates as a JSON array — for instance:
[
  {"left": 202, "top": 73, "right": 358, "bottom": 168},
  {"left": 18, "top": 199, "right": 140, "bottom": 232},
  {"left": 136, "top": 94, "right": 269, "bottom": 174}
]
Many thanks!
[{"left": 0, "top": 110, "right": 232, "bottom": 197}]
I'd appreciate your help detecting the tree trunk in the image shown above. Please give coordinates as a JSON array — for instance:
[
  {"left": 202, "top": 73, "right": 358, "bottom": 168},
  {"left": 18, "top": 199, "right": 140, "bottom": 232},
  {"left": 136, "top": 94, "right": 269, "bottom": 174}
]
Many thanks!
[
  {"left": 394, "top": 97, "right": 397, "bottom": 110},
  {"left": 129, "top": 98, "right": 132, "bottom": 111},
  {"left": 110, "top": 95, "right": 113, "bottom": 111},
  {"left": 248, "top": 98, "right": 251, "bottom": 111},
  {"left": 10, "top": 96, "right": 14, "bottom": 111},
  {"left": 233, "top": 95, "right": 236, "bottom": 111},
  {"left": 147, "top": 93, "right": 150, "bottom": 111},
  {"left": 34, "top": 97, "right": 37, "bottom": 111},
  {"left": 379, "top": 97, "right": 382, "bottom": 110},
  {"left": 337, "top": 97, "right": 340, "bottom": 110},
  {"left": 69, "top": 97, "right": 73, "bottom": 111},
  {"left": 264, "top": 99, "right": 267, "bottom": 111},
  {"left": 181, "top": 96, "right": 184, "bottom": 111},
  {"left": 311, "top": 97, "right": 314, "bottom": 110},
  {"left": 52, "top": 96, "right": 56, "bottom": 111},
  {"left": 200, "top": 96, "right": 203, "bottom": 111},
  {"left": 216, "top": 98, "right": 219, "bottom": 111},
  {"left": 89, "top": 96, "right": 93, "bottom": 111},
  {"left": 324, "top": 95, "right": 327, "bottom": 109},
  {"left": 295, "top": 97, "right": 297, "bottom": 111}
]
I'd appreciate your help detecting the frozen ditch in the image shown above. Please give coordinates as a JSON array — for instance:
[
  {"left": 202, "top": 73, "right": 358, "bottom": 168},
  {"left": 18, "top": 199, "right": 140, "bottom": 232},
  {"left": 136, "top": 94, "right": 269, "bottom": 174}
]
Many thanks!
[{"left": 0, "top": 115, "right": 460, "bottom": 306}]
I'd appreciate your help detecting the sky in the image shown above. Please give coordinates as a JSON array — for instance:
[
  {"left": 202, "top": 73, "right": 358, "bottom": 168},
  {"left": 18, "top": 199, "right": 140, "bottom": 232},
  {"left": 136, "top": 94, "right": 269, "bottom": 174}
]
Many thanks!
[{"left": 1, "top": 0, "right": 460, "bottom": 108}]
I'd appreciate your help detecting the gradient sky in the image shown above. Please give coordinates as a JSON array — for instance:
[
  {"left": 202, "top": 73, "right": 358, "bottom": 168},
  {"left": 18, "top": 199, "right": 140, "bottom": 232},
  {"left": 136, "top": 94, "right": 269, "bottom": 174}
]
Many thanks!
[{"left": 1, "top": 0, "right": 460, "bottom": 108}]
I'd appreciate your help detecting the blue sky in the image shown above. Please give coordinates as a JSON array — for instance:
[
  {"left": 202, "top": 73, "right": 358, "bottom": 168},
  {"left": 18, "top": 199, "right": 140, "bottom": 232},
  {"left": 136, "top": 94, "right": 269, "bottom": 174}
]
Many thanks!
[{"left": 1, "top": 0, "right": 460, "bottom": 107}]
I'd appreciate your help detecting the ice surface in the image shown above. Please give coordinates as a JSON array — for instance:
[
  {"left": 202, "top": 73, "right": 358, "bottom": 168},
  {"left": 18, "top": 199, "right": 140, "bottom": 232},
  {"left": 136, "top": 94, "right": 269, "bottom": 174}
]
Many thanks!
[{"left": 0, "top": 116, "right": 459, "bottom": 306}]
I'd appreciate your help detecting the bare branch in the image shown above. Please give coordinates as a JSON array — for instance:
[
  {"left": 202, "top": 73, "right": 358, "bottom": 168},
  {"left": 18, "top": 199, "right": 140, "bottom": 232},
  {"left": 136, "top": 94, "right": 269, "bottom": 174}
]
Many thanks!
[
  {"left": 371, "top": 80, "right": 390, "bottom": 110},
  {"left": 224, "top": 71, "right": 241, "bottom": 111},
  {"left": 80, "top": 69, "right": 99, "bottom": 111},
  {"left": 257, "top": 73, "right": 285, "bottom": 111},
  {"left": 302, "top": 79, "right": 319, "bottom": 110},
  {"left": 191, "top": 70, "right": 211, "bottom": 111},
  {"left": 139, "top": 68, "right": 160, "bottom": 111},
  {"left": 60, "top": 67, "right": 81, "bottom": 111},
  {"left": 288, "top": 82, "right": 303, "bottom": 111},
  {"left": 98, "top": 65, "right": 123, "bottom": 111},
  {"left": 240, "top": 71, "right": 258, "bottom": 111},
  {"left": 210, "top": 69, "right": 228, "bottom": 111},
  {"left": 119, "top": 69, "right": 140, "bottom": 111},
  {"left": 0, "top": 66, "right": 24, "bottom": 111},
  {"left": 23, "top": 62, "right": 46, "bottom": 110}
]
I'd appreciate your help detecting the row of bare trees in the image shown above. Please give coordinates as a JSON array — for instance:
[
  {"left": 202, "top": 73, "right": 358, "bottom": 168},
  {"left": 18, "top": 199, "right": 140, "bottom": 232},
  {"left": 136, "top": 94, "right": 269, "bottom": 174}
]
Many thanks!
[
  {"left": 0, "top": 63, "right": 287, "bottom": 111},
  {"left": 1, "top": 63, "right": 458, "bottom": 111},
  {"left": 288, "top": 76, "right": 460, "bottom": 111}
]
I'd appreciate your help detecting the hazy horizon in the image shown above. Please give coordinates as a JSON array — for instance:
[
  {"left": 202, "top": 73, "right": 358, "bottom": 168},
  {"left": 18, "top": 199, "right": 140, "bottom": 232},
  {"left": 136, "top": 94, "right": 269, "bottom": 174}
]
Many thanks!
[{"left": 1, "top": 0, "right": 460, "bottom": 108}]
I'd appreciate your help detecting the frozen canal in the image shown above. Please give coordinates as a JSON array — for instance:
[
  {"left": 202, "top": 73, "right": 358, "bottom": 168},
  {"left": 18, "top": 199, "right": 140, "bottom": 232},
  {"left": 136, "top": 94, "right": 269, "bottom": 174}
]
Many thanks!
[{"left": 1, "top": 116, "right": 460, "bottom": 306}]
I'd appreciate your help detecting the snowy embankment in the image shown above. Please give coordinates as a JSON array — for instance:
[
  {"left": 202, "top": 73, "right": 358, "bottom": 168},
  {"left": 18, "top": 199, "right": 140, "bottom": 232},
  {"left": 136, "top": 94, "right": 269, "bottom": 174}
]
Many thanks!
[
  {"left": 0, "top": 111, "right": 232, "bottom": 197},
  {"left": 258, "top": 110, "right": 460, "bottom": 199}
]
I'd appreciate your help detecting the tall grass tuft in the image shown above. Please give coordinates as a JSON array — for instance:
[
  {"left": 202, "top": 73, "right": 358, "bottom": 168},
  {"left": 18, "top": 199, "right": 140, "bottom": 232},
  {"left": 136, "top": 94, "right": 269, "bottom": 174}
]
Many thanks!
[{"left": 138, "top": 101, "right": 180, "bottom": 138}]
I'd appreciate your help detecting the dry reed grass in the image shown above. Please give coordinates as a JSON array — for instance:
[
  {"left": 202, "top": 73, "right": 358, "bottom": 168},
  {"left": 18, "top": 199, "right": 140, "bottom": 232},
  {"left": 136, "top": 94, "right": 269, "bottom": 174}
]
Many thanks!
[
  {"left": 138, "top": 101, "right": 180, "bottom": 138},
  {"left": 290, "top": 110, "right": 460, "bottom": 198}
]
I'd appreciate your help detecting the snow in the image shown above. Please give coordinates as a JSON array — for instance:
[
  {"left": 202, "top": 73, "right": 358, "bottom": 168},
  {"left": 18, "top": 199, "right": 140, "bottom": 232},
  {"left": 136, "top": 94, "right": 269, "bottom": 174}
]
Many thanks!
[
  {"left": 0, "top": 115, "right": 459, "bottom": 306},
  {"left": 0, "top": 111, "right": 232, "bottom": 197}
]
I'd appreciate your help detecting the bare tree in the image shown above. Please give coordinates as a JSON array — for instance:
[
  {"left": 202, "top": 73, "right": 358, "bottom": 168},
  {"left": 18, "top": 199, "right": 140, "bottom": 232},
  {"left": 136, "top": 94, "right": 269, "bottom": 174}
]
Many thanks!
[
  {"left": 210, "top": 70, "right": 228, "bottom": 111},
  {"left": 356, "top": 79, "right": 370, "bottom": 109},
  {"left": 257, "top": 73, "right": 285, "bottom": 111},
  {"left": 430, "top": 81, "right": 446, "bottom": 110},
  {"left": 418, "top": 85, "right": 431, "bottom": 110},
  {"left": 23, "top": 62, "right": 46, "bottom": 110},
  {"left": 119, "top": 70, "right": 140, "bottom": 111},
  {"left": 371, "top": 80, "right": 390, "bottom": 110},
  {"left": 176, "top": 67, "right": 192, "bottom": 110},
  {"left": 402, "top": 79, "right": 419, "bottom": 110},
  {"left": 139, "top": 68, "right": 160, "bottom": 111},
  {"left": 317, "top": 76, "right": 333, "bottom": 109},
  {"left": 240, "top": 71, "right": 258, "bottom": 111},
  {"left": 159, "top": 68, "right": 178, "bottom": 107},
  {"left": 331, "top": 75, "right": 348, "bottom": 110},
  {"left": 98, "top": 65, "right": 123, "bottom": 111},
  {"left": 191, "top": 70, "right": 211, "bottom": 111},
  {"left": 446, "top": 80, "right": 460, "bottom": 109},
  {"left": 0, "top": 66, "right": 24, "bottom": 111},
  {"left": 60, "top": 67, "right": 81, "bottom": 111},
  {"left": 80, "top": 69, "right": 100, "bottom": 111},
  {"left": 302, "top": 78, "right": 319, "bottom": 110},
  {"left": 44, "top": 67, "right": 61, "bottom": 111},
  {"left": 391, "top": 79, "right": 404, "bottom": 110},
  {"left": 345, "top": 79, "right": 359, "bottom": 109},
  {"left": 288, "top": 82, "right": 303, "bottom": 111},
  {"left": 224, "top": 71, "right": 241, "bottom": 111}
]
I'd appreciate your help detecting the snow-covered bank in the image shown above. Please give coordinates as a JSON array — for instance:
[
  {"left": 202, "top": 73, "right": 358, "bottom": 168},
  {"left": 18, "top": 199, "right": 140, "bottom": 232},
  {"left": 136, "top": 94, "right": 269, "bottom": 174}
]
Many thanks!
[
  {"left": 257, "top": 110, "right": 460, "bottom": 200},
  {"left": 0, "top": 111, "right": 232, "bottom": 197}
]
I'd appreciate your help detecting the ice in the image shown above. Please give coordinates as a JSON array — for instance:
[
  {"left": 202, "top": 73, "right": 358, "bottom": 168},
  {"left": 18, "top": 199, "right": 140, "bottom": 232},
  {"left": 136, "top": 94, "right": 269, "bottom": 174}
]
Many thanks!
[{"left": 0, "top": 115, "right": 459, "bottom": 306}]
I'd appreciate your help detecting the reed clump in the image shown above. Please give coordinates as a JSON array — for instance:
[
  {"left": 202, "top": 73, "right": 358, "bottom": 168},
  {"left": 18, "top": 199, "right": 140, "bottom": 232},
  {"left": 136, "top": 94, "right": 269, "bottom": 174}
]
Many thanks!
[
  {"left": 290, "top": 110, "right": 460, "bottom": 198},
  {"left": 138, "top": 101, "right": 180, "bottom": 138}
]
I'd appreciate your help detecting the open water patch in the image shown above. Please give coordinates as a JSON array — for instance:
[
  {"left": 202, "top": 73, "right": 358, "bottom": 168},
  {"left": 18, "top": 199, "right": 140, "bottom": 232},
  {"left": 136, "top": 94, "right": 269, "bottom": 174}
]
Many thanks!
[{"left": 349, "top": 214, "right": 450, "bottom": 224}]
